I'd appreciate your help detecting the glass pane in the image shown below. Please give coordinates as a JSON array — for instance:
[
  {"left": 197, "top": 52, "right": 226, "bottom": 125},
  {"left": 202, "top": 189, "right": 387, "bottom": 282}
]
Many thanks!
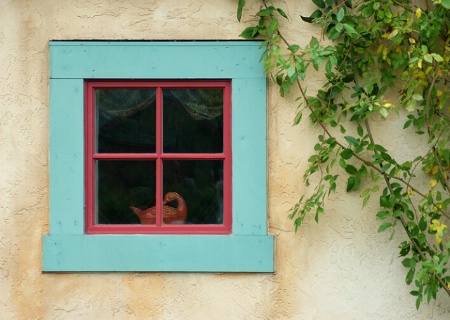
[
  {"left": 163, "top": 160, "right": 223, "bottom": 224},
  {"left": 163, "top": 89, "right": 223, "bottom": 153},
  {"left": 97, "top": 160, "right": 156, "bottom": 224},
  {"left": 96, "top": 89, "right": 156, "bottom": 153}
]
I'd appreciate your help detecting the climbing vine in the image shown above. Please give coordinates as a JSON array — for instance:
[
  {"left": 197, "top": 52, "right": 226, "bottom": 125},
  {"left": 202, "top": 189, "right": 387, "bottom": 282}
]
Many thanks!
[{"left": 238, "top": 0, "right": 450, "bottom": 309}]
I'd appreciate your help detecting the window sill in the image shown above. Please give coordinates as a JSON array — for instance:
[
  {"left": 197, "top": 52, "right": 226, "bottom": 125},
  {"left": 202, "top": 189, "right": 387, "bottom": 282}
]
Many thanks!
[{"left": 43, "top": 234, "right": 274, "bottom": 272}]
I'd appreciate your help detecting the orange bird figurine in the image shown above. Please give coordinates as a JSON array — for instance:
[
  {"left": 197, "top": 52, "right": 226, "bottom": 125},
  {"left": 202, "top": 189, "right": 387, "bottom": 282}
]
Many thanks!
[{"left": 130, "top": 192, "right": 187, "bottom": 225}]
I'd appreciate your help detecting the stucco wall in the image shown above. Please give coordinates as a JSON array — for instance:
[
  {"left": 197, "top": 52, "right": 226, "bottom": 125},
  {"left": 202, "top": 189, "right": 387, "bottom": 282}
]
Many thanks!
[{"left": 1, "top": 0, "right": 449, "bottom": 319}]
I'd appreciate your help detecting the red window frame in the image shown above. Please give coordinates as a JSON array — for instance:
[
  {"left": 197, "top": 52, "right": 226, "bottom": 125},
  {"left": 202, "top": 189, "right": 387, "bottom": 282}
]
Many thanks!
[{"left": 84, "top": 80, "right": 232, "bottom": 234}]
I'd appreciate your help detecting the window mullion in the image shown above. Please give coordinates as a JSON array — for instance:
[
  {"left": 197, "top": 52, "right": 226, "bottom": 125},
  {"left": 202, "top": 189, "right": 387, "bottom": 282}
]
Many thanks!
[
  {"left": 85, "top": 82, "right": 96, "bottom": 231},
  {"left": 223, "top": 82, "right": 232, "bottom": 230},
  {"left": 155, "top": 87, "right": 163, "bottom": 227}
]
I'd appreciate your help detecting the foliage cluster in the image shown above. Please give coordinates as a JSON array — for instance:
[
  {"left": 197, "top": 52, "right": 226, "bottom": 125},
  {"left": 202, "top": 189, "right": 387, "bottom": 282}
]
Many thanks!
[{"left": 238, "top": 0, "right": 450, "bottom": 309}]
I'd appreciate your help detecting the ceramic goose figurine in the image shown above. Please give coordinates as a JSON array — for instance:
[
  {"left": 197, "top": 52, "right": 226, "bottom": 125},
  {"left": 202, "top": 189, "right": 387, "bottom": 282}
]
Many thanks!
[{"left": 130, "top": 192, "right": 187, "bottom": 225}]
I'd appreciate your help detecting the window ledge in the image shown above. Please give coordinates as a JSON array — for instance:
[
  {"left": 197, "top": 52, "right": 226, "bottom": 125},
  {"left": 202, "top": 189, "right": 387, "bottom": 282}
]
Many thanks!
[{"left": 43, "top": 234, "right": 274, "bottom": 272}]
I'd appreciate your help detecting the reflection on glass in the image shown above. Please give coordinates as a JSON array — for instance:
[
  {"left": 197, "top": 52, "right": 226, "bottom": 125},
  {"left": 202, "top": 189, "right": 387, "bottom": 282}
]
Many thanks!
[
  {"left": 163, "top": 160, "right": 223, "bottom": 224},
  {"left": 97, "top": 160, "right": 156, "bottom": 224},
  {"left": 96, "top": 89, "right": 156, "bottom": 153},
  {"left": 163, "top": 89, "right": 223, "bottom": 153}
]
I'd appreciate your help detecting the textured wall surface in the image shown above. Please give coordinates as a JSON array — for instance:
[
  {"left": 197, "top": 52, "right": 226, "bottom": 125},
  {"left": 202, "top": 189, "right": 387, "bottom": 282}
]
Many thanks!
[{"left": 1, "top": 0, "right": 450, "bottom": 319}]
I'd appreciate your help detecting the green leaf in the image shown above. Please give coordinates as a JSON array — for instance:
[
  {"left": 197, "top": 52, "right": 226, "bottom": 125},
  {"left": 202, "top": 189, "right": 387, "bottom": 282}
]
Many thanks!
[
  {"left": 412, "top": 94, "right": 423, "bottom": 101},
  {"left": 315, "top": 206, "right": 324, "bottom": 222},
  {"left": 378, "top": 222, "right": 393, "bottom": 233},
  {"left": 240, "top": 26, "right": 258, "bottom": 39},
  {"left": 416, "top": 296, "right": 421, "bottom": 310},
  {"left": 309, "top": 37, "right": 319, "bottom": 48},
  {"left": 402, "top": 258, "right": 411, "bottom": 267},
  {"left": 345, "top": 164, "right": 357, "bottom": 175},
  {"left": 422, "top": 260, "right": 433, "bottom": 269},
  {"left": 325, "top": 60, "right": 332, "bottom": 75},
  {"left": 357, "top": 125, "right": 363, "bottom": 137},
  {"left": 345, "top": 136, "right": 359, "bottom": 146},
  {"left": 339, "top": 158, "right": 347, "bottom": 169},
  {"left": 237, "top": 0, "right": 246, "bottom": 21},
  {"left": 314, "top": 143, "right": 321, "bottom": 151},
  {"left": 276, "top": 74, "right": 283, "bottom": 86},
  {"left": 380, "top": 152, "right": 392, "bottom": 161},
  {"left": 431, "top": 53, "right": 443, "bottom": 62},
  {"left": 403, "top": 120, "right": 412, "bottom": 129},
  {"left": 380, "top": 195, "right": 391, "bottom": 208},
  {"left": 346, "top": 176, "right": 356, "bottom": 192},
  {"left": 360, "top": 5, "right": 373, "bottom": 17},
  {"left": 293, "top": 111, "right": 302, "bottom": 125},
  {"left": 277, "top": 8, "right": 288, "bottom": 19},
  {"left": 280, "top": 81, "right": 291, "bottom": 95},
  {"left": 287, "top": 65, "right": 296, "bottom": 77},
  {"left": 380, "top": 108, "right": 389, "bottom": 119},
  {"left": 258, "top": 7, "right": 275, "bottom": 17},
  {"left": 328, "top": 27, "right": 341, "bottom": 40},
  {"left": 374, "top": 144, "right": 387, "bottom": 153},
  {"left": 376, "top": 210, "right": 390, "bottom": 220},
  {"left": 424, "top": 54, "right": 433, "bottom": 64},
  {"left": 300, "top": 10, "right": 323, "bottom": 23},
  {"left": 267, "top": 18, "right": 279, "bottom": 37},
  {"left": 288, "top": 44, "right": 300, "bottom": 52},
  {"left": 337, "top": 8, "right": 345, "bottom": 22},
  {"left": 308, "top": 97, "right": 321, "bottom": 107},
  {"left": 406, "top": 267, "right": 415, "bottom": 285},
  {"left": 342, "top": 74, "right": 354, "bottom": 83},
  {"left": 340, "top": 149, "right": 353, "bottom": 160},
  {"left": 353, "top": 175, "right": 361, "bottom": 190},
  {"left": 405, "top": 210, "right": 414, "bottom": 220},
  {"left": 362, "top": 194, "right": 370, "bottom": 207},
  {"left": 343, "top": 23, "right": 358, "bottom": 36},
  {"left": 419, "top": 217, "right": 427, "bottom": 231},
  {"left": 442, "top": 0, "right": 450, "bottom": 9},
  {"left": 399, "top": 241, "right": 410, "bottom": 256},
  {"left": 312, "top": 0, "right": 326, "bottom": 9}
]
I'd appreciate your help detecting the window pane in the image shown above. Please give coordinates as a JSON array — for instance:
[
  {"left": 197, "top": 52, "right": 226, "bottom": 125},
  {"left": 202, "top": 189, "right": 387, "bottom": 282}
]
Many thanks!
[
  {"left": 163, "top": 89, "right": 223, "bottom": 153},
  {"left": 97, "top": 160, "right": 156, "bottom": 224},
  {"left": 163, "top": 160, "right": 223, "bottom": 224},
  {"left": 96, "top": 89, "right": 156, "bottom": 153}
]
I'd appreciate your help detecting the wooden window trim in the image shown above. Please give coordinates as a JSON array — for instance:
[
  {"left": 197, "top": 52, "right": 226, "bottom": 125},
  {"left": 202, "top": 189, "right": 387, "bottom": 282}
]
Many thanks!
[{"left": 43, "top": 41, "right": 274, "bottom": 272}]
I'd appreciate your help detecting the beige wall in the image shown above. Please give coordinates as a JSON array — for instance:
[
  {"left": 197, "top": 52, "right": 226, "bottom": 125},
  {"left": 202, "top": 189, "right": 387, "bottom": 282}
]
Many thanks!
[{"left": 1, "top": 0, "right": 449, "bottom": 319}]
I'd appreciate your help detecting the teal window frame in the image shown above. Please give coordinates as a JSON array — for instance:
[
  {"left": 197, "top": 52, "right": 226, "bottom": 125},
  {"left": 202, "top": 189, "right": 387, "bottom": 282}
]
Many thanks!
[{"left": 43, "top": 41, "right": 274, "bottom": 272}]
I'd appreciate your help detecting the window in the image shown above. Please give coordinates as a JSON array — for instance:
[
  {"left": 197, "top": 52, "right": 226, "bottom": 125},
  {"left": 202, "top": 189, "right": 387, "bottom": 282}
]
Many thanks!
[
  {"left": 43, "top": 41, "right": 274, "bottom": 272},
  {"left": 85, "top": 80, "right": 231, "bottom": 234}
]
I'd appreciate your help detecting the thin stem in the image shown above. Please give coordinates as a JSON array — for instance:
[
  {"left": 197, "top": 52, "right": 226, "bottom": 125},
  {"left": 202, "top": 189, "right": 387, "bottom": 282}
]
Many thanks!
[
  {"left": 366, "top": 120, "right": 450, "bottom": 298},
  {"left": 262, "top": 4, "right": 450, "bottom": 298},
  {"left": 424, "top": 70, "right": 450, "bottom": 195},
  {"left": 281, "top": 30, "right": 450, "bottom": 220}
]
